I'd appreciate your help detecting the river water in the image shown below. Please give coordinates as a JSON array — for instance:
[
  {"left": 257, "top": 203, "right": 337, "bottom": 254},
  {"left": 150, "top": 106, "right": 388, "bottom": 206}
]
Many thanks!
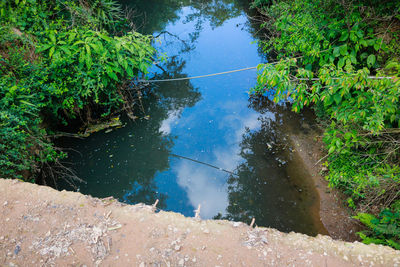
[{"left": 59, "top": 0, "right": 326, "bottom": 236}]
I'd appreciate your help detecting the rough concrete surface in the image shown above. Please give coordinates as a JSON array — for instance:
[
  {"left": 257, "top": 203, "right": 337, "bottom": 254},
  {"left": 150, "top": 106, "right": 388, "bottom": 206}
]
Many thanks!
[{"left": 0, "top": 179, "right": 399, "bottom": 266}]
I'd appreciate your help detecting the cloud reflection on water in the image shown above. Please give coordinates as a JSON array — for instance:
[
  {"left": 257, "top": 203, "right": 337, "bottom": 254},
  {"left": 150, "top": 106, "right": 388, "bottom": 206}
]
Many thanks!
[
  {"left": 171, "top": 98, "right": 271, "bottom": 218},
  {"left": 160, "top": 110, "right": 182, "bottom": 135}
]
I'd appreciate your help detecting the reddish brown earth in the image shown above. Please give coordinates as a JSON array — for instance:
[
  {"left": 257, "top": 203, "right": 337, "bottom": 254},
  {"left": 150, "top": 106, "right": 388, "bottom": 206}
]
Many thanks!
[{"left": 1, "top": 179, "right": 399, "bottom": 267}]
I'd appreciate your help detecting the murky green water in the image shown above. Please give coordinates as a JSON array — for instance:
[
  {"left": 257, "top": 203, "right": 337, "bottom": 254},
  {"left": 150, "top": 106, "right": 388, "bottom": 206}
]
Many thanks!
[{"left": 58, "top": 0, "right": 326, "bottom": 236}]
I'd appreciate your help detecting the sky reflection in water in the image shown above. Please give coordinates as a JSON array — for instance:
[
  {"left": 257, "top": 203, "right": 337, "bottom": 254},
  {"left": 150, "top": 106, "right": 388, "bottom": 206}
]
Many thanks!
[{"left": 59, "top": 0, "right": 323, "bottom": 236}]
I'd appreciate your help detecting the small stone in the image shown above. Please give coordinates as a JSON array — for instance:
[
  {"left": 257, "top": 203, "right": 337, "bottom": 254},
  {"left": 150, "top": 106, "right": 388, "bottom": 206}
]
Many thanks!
[
  {"left": 178, "top": 259, "right": 184, "bottom": 266},
  {"left": 5, "top": 218, "right": 10, "bottom": 222},
  {"left": 139, "top": 262, "right": 145, "bottom": 267},
  {"left": 174, "top": 245, "right": 181, "bottom": 251},
  {"left": 203, "top": 229, "right": 210, "bottom": 234},
  {"left": 3, "top": 201, "right": 8, "bottom": 206},
  {"left": 201, "top": 245, "right": 206, "bottom": 250},
  {"left": 343, "top": 255, "right": 349, "bottom": 261},
  {"left": 149, "top": 247, "right": 155, "bottom": 253},
  {"left": 192, "top": 257, "right": 197, "bottom": 263},
  {"left": 217, "top": 255, "right": 222, "bottom": 260}
]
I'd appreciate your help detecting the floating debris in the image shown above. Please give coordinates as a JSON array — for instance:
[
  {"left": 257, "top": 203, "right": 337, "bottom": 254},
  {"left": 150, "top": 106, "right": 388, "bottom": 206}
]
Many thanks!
[{"left": 78, "top": 117, "right": 124, "bottom": 137}]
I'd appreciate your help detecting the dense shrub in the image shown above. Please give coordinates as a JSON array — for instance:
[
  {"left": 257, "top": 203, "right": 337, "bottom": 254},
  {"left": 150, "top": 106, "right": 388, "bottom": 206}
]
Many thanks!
[
  {"left": 252, "top": 0, "right": 400, "bottom": 248},
  {"left": 0, "top": 0, "right": 155, "bottom": 180},
  {"left": 355, "top": 201, "right": 400, "bottom": 249}
]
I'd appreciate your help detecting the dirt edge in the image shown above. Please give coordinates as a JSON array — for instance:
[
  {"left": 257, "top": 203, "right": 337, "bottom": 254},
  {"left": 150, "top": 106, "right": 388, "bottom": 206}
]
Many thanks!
[{"left": 1, "top": 178, "right": 399, "bottom": 266}]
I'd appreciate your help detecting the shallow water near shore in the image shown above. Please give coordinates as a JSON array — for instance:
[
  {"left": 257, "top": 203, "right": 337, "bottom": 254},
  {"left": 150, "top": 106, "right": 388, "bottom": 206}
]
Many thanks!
[{"left": 58, "top": 0, "right": 326, "bottom": 236}]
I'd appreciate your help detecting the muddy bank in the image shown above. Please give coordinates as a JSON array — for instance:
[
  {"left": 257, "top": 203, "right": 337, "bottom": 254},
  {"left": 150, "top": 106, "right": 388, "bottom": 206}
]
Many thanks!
[
  {"left": 1, "top": 179, "right": 399, "bottom": 266},
  {"left": 288, "top": 122, "right": 361, "bottom": 241}
]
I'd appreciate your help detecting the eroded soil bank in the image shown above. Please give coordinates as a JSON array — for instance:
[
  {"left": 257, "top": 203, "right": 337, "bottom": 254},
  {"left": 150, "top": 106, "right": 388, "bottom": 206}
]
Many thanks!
[
  {"left": 1, "top": 179, "right": 399, "bottom": 266},
  {"left": 287, "top": 120, "right": 362, "bottom": 241}
]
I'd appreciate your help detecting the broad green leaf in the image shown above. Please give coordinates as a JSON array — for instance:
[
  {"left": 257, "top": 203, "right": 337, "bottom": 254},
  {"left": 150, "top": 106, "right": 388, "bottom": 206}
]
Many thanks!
[
  {"left": 339, "top": 45, "right": 348, "bottom": 56},
  {"left": 73, "top": 41, "right": 85, "bottom": 46},
  {"left": 49, "top": 46, "right": 55, "bottom": 58},
  {"left": 333, "top": 93, "right": 342, "bottom": 105},
  {"left": 333, "top": 47, "right": 340, "bottom": 57},
  {"left": 79, "top": 50, "right": 85, "bottom": 65},
  {"left": 89, "top": 43, "right": 101, "bottom": 54},
  {"left": 339, "top": 31, "right": 349, "bottom": 41},
  {"left": 36, "top": 44, "right": 52, "bottom": 53},
  {"left": 86, "top": 55, "right": 92, "bottom": 70},
  {"left": 106, "top": 66, "right": 118, "bottom": 81},
  {"left": 338, "top": 58, "right": 345, "bottom": 68},
  {"left": 344, "top": 132, "right": 352, "bottom": 140},
  {"left": 126, "top": 65, "right": 133, "bottom": 77},
  {"left": 367, "top": 54, "right": 376, "bottom": 67},
  {"left": 49, "top": 32, "right": 56, "bottom": 43}
]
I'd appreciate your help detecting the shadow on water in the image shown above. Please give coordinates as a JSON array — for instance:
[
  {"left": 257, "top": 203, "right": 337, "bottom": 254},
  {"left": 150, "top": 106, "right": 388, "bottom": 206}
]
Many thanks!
[
  {"left": 222, "top": 96, "right": 324, "bottom": 235},
  {"left": 120, "top": 0, "right": 249, "bottom": 34},
  {"left": 57, "top": 0, "right": 326, "bottom": 236},
  {"left": 59, "top": 56, "right": 201, "bottom": 211}
]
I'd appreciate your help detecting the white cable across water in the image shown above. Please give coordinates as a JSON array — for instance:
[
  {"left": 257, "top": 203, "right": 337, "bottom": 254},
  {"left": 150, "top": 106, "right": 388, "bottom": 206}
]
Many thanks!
[
  {"left": 135, "top": 60, "right": 395, "bottom": 84},
  {"left": 137, "top": 66, "right": 259, "bottom": 83}
]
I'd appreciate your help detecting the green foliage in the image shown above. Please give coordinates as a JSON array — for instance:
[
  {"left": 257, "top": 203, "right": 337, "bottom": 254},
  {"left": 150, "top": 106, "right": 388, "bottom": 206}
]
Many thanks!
[
  {"left": 0, "top": 0, "right": 155, "bottom": 180},
  {"left": 59, "top": 0, "right": 125, "bottom": 32},
  {"left": 324, "top": 153, "right": 400, "bottom": 205},
  {"left": 36, "top": 28, "right": 154, "bottom": 119},
  {"left": 0, "top": 0, "right": 126, "bottom": 33},
  {"left": 355, "top": 201, "right": 400, "bottom": 249},
  {"left": 0, "top": 33, "right": 61, "bottom": 179},
  {"left": 252, "top": 0, "right": 400, "bottom": 248},
  {"left": 253, "top": 0, "right": 400, "bottom": 133}
]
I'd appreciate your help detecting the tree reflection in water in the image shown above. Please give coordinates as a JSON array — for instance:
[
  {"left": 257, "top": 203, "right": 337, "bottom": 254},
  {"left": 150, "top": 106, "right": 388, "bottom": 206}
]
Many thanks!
[
  {"left": 59, "top": 56, "right": 201, "bottom": 210},
  {"left": 222, "top": 96, "right": 319, "bottom": 236},
  {"left": 58, "top": 0, "right": 322, "bottom": 235}
]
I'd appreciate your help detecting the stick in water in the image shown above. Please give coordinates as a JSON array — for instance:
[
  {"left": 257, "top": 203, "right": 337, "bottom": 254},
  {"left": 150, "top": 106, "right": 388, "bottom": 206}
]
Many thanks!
[
  {"left": 152, "top": 199, "right": 159, "bottom": 209},
  {"left": 195, "top": 204, "right": 201, "bottom": 219},
  {"left": 250, "top": 217, "right": 256, "bottom": 228}
]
